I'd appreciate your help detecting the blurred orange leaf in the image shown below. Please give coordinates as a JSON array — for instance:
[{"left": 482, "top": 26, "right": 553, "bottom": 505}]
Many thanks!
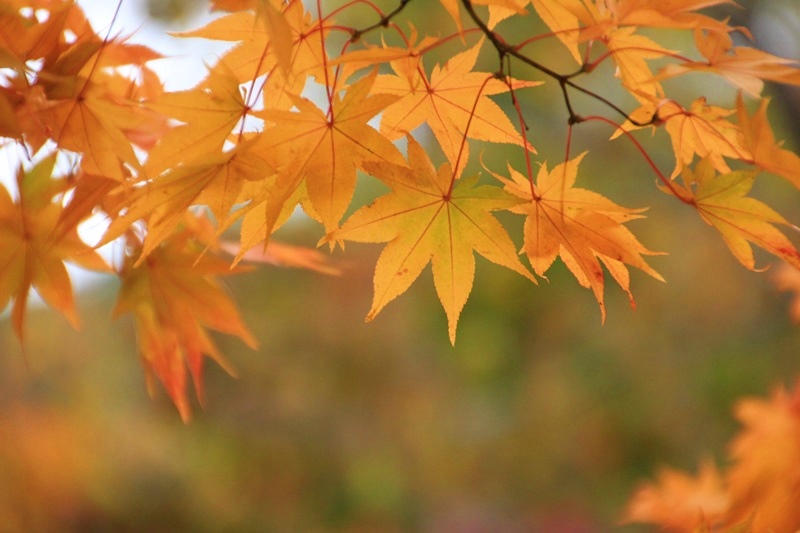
[
  {"left": 0, "top": 154, "right": 109, "bottom": 342},
  {"left": 737, "top": 94, "right": 800, "bottom": 189},
  {"left": 725, "top": 382, "right": 800, "bottom": 532},
  {"left": 622, "top": 460, "right": 729, "bottom": 532},
  {"left": 113, "top": 220, "right": 257, "bottom": 422}
]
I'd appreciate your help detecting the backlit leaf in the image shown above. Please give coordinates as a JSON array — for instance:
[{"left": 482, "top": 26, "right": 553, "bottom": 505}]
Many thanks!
[{"left": 327, "top": 135, "right": 535, "bottom": 345}]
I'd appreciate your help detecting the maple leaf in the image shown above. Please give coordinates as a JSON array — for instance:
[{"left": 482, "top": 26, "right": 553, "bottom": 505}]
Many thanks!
[
  {"left": 57, "top": 170, "right": 119, "bottom": 234},
  {"left": 0, "top": 154, "right": 109, "bottom": 341},
  {"left": 0, "top": 87, "right": 21, "bottom": 139},
  {"left": 230, "top": 175, "right": 309, "bottom": 264},
  {"left": 145, "top": 63, "right": 249, "bottom": 176},
  {"left": 657, "top": 29, "right": 800, "bottom": 96},
  {"left": 175, "top": 10, "right": 273, "bottom": 83},
  {"left": 490, "top": 152, "right": 664, "bottom": 319},
  {"left": 480, "top": 0, "right": 530, "bottom": 29},
  {"left": 658, "top": 97, "right": 748, "bottom": 178},
  {"left": 10, "top": 15, "right": 165, "bottom": 181},
  {"left": 20, "top": 76, "right": 150, "bottom": 181},
  {"left": 621, "top": 460, "right": 730, "bottom": 531},
  {"left": 113, "top": 217, "right": 257, "bottom": 422},
  {"left": 556, "top": 0, "right": 729, "bottom": 99},
  {"left": 610, "top": 95, "right": 748, "bottom": 178},
  {"left": 725, "top": 381, "right": 800, "bottom": 532},
  {"left": 256, "top": 70, "right": 404, "bottom": 234},
  {"left": 664, "top": 158, "right": 800, "bottom": 271},
  {"left": 372, "top": 39, "right": 539, "bottom": 177},
  {"left": 736, "top": 94, "right": 800, "bottom": 189},
  {"left": 327, "top": 135, "right": 535, "bottom": 345}
]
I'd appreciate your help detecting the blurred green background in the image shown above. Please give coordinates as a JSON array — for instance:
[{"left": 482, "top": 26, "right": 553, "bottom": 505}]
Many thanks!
[{"left": 2, "top": 0, "right": 800, "bottom": 531}]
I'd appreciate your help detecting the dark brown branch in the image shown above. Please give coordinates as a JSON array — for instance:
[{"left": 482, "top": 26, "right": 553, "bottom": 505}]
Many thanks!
[{"left": 459, "top": 0, "right": 656, "bottom": 127}]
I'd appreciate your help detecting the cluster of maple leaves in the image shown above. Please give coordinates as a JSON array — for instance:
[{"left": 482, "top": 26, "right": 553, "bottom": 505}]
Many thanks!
[{"left": 2, "top": 0, "right": 800, "bottom": 427}]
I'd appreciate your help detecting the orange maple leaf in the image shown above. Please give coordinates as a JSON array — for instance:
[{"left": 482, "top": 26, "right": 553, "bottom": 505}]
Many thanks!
[
  {"left": 0, "top": 0, "right": 82, "bottom": 67},
  {"left": 176, "top": 10, "right": 276, "bottom": 83},
  {"left": 621, "top": 460, "right": 730, "bottom": 532},
  {"left": 438, "top": 0, "right": 465, "bottom": 33},
  {"left": 220, "top": 239, "right": 341, "bottom": 276},
  {"left": 0, "top": 154, "right": 109, "bottom": 341},
  {"left": 491, "top": 152, "right": 664, "bottom": 319},
  {"left": 372, "top": 39, "right": 539, "bottom": 177},
  {"left": 113, "top": 218, "right": 257, "bottom": 422},
  {"left": 565, "top": 0, "right": 737, "bottom": 36},
  {"left": 736, "top": 94, "right": 800, "bottom": 189},
  {"left": 327, "top": 135, "right": 535, "bottom": 344},
  {"left": 611, "top": 95, "right": 748, "bottom": 177},
  {"left": 256, "top": 70, "right": 404, "bottom": 234},
  {"left": 623, "top": 379, "right": 800, "bottom": 533},
  {"left": 11, "top": 13, "right": 164, "bottom": 181},
  {"left": 664, "top": 158, "right": 800, "bottom": 271},
  {"left": 21, "top": 70, "right": 151, "bottom": 181},
  {"left": 658, "top": 97, "right": 748, "bottom": 178},
  {"left": 550, "top": 0, "right": 733, "bottom": 99},
  {"left": 657, "top": 29, "right": 800, "bottom": 96}
]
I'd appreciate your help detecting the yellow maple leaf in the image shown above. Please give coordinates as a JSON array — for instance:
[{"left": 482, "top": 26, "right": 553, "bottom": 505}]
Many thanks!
[
  {"left": 372, "top": 39, "right": 539, "bottom": 177},
  {"left": 660, "top": 97, "right": 748, "bottom": 178},
  {"left": 664, "top": 158, "right": 800, "bottom": 271},
  {"left": 657, "top": 29, "right": 800, "bottom": 96},
  {"left": 257, "top": 70, "right": 404, "bottom": 234},
  {"left": 327, "top": 135, "right": 535, "bottom": 344}
]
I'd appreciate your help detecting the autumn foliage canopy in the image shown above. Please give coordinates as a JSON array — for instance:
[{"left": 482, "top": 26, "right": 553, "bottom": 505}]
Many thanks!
[{"left": 2, "top": 1, "right": 800, "bottom": 524}]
